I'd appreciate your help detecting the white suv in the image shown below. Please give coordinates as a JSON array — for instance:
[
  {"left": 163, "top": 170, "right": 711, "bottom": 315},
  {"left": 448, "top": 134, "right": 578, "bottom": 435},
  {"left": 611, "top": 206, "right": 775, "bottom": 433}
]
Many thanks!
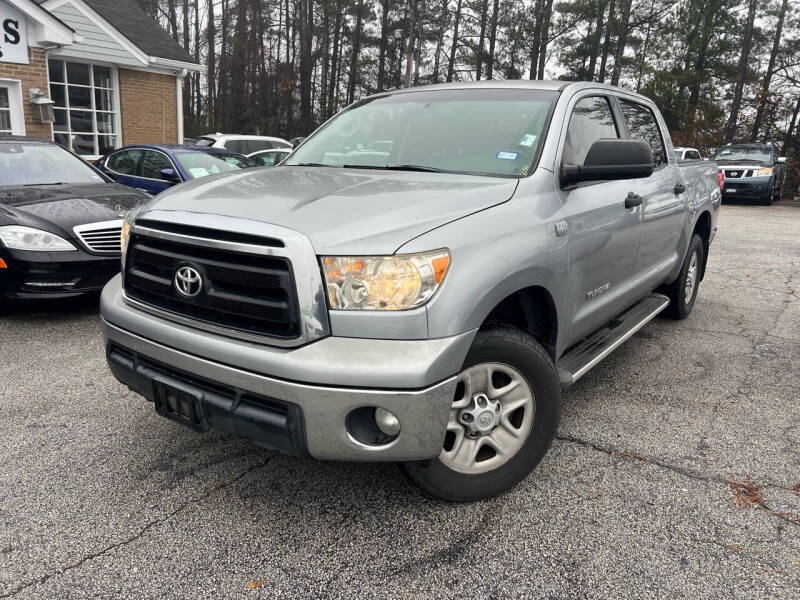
[{"left": 195, "top": 133, "right": 291, "bottom": 155}]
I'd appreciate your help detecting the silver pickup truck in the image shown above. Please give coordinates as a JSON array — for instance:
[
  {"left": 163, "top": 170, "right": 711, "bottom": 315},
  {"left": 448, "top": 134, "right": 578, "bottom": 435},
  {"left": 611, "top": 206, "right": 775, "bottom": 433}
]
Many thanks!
[{"left": 101, "top": 81, "right": 721, "bottom": 501}]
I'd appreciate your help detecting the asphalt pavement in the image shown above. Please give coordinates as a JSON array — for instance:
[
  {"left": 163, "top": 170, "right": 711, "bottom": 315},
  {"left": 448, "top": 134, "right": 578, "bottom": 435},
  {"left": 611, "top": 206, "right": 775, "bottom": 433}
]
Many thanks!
[{"left": 1, "top": 203, "right": 799, "bottom": 599}]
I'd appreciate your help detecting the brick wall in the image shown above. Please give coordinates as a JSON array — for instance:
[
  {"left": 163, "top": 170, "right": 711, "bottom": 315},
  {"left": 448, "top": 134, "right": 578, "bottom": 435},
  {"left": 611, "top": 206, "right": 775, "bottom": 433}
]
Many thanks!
[
  {"left": 0, "top": 47, "right": 52, "bottom": 139},
  {"left": 118, "top": 69, "right": 178, "bottom": 145}
]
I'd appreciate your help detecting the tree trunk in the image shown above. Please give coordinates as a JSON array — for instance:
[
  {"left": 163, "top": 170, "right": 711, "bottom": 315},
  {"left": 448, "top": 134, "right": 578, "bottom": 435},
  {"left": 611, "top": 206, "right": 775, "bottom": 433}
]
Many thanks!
[
  {"left": 206, "top": 0, "right": 215, "bottom": 126},
  {"left": 447, "top": 0, "right": 463, "bottom": 82},
  {"left": 597, "top": 0, "right": 616, "bottom": 83},
  {"left": 475, "top": 0, "right": 488, "bottom": 81},
  {"left": 586, "top": 0, "right": 607, "bottom": 81},
  {"left": 404, "top": 0, "right": 418, "bottom": 87},
  {"left": 609, "top": 0, "right": 631, "bottom": 86},
  {"left": 751, "top": 0, "right": 788, "bottom": 142},
  {"left": 377, "top": 0, "right": 391, "bottom": 91},
  {"left": 723, "top": 0, "right": 758, "bottom": 143},
  {"left": 635, "top": 0, "right": 655, "bottom": 91},
  {"left": 537, "top": 0, "right": 553, "bottom": 79},
  {"left": 431, "top": 0, "right": 449, "bottom": 83},
  {"left": 529, "top": 0, "right": 543, "bottom": 79},
  {"left": 348, "top": 0, "right": 365, "bottom": 103},
  {"left": 167, "top": 0, "right": 178, "bottom": 41},
  {"left": 299, "top": 0, "right": 313, "bottom": 129},
  {"left": 486, "top": 0, "right": 500, "bottom": 79}
]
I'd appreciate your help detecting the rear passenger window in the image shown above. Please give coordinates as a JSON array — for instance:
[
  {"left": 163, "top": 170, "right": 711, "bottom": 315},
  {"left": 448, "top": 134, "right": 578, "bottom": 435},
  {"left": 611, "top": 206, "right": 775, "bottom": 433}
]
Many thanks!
[
  {"left": 226, "top": 140, "right": 245, "bottom": 154},
  {"left": 619, "top": 100, "right": 667, "bottom": 167},
  {"left": 563, "top": 96, "right": 618, "bottom": 166},
  {"left": 687, "top": 151, "right": 701, "bottom": 160},
  {"left": 245, "top": 140, "right": 273, "bottom": 153},
  {"left": 107, "top": 149, "right": 142, "bottom": 175}
]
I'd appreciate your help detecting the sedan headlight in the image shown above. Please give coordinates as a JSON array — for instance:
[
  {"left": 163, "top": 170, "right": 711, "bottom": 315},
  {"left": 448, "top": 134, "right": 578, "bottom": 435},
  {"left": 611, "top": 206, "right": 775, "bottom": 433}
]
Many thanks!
[
  {"left": 0, "top": 225, "right": 75, "bottom": 251},
  {"left": 322, "top": 250, "right": 450, "bottom": 310},
  {"left": 757, "top": 167, "right": 773, "bottom": 177}
]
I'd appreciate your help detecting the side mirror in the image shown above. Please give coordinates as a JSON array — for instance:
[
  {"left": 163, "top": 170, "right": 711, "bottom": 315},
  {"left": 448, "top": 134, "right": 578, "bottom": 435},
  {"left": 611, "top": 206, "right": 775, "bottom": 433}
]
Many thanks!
[
  {"left": 160, "top": 168, "right": 180, "bottom": 183},
  {"left": 561, "top": 138, "right": 655, "bottom": 185},
  {"left": 777, "top": 156, "right": 787, "bottom": 164}
]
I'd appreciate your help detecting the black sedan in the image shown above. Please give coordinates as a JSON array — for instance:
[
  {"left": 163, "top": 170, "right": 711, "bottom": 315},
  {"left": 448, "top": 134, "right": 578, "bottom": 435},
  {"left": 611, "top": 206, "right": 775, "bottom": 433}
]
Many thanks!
[{"left": 0, "top": 136, "right": 151, "bottom": 309}]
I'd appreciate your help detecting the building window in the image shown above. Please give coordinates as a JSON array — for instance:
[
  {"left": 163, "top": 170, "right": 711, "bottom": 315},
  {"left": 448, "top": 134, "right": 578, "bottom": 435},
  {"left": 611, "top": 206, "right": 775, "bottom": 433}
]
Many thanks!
[
  {"left": 48, "top": 59, "right": 118, "bottom": 156},
  {"left": 0, "top": 87, "right": 11, "bottom": 135}
]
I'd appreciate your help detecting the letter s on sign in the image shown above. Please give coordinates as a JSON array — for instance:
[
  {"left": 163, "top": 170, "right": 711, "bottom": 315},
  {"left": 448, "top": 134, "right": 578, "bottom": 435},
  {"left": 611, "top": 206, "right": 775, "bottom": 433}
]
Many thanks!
[{"left": 3, "top": 19, "right": 21, "bottom": 45}]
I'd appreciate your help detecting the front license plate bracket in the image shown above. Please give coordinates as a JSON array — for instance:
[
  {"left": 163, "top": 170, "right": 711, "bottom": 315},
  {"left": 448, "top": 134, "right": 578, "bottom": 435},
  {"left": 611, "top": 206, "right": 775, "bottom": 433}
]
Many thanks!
[{"left": 153, "top": 379, "right": 209, "bottom": 432}]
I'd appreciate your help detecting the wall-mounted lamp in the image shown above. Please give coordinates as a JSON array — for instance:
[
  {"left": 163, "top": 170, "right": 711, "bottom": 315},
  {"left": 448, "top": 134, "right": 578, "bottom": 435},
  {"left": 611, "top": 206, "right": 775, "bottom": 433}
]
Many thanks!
[{"left": 29, "top": 88, "right": 55, "bottom": 123}]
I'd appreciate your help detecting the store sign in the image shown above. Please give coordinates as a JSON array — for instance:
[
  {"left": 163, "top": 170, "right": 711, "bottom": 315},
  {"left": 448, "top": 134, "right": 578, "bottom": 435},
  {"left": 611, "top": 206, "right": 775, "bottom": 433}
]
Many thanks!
[{"left": 0, "top": 2, "right": 27, "bottom": 65}]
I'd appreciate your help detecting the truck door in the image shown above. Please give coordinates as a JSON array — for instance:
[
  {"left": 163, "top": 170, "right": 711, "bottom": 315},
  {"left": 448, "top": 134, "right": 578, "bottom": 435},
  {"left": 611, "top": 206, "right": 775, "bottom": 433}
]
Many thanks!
[
  {"left": 616, "top": 98, "right": 685, "bottom": 288},
  {"left": 556, "top": 94, "right": 643, "bottom": 346}
]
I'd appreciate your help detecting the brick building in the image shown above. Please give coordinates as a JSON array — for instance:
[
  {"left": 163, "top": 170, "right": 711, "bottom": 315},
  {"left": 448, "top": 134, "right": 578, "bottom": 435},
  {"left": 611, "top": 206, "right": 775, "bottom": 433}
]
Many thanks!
[{"left": 0, "top": 0, "right": 200, "bottom": 158}]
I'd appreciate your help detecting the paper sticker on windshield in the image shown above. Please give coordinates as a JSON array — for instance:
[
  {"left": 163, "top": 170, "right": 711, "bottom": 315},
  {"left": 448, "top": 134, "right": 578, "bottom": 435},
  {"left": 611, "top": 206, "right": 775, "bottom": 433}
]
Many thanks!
[
  {"left": 189, "top": 167, "right": 209, "bottom": 178},
  {"left": 519, "top": 134, "right": 538, "bottom": 147},
  {"left": 497, "top": 151, "right": 519, "bottom": 161}
]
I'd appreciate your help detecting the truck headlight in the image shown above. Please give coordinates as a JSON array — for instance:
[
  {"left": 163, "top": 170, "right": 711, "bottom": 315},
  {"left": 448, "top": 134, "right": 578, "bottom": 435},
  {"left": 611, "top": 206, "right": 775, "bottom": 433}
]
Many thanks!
[
  {"left": 757, "top": 167, "right": 773, "bottom": 177},
  {"left": 120, "top": 207, "right": 141, "bottom": 263},
  {"left": 321, "top": 250, "right": 450, "bottom": 310},
  {"left": 0, "top": 225, "right": 75, "bottom": 251}
]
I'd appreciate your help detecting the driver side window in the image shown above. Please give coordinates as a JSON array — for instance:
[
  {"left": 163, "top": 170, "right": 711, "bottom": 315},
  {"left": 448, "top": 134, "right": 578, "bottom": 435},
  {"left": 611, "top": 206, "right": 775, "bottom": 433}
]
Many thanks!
[{"left": 563, "top": 96, "right": 619, "bottom": 166}]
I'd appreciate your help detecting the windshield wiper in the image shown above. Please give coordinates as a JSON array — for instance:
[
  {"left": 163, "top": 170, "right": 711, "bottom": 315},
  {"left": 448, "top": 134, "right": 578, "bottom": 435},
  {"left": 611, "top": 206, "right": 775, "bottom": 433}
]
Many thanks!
[
  {"left": 342, "top": 164, "right": 445, "bottom": 173},
  {"left": 290, "top": 162, "right": 330, "bottom": 167},
  {"left": 22, "top": 182, "right": 71, "bottom": 186}
]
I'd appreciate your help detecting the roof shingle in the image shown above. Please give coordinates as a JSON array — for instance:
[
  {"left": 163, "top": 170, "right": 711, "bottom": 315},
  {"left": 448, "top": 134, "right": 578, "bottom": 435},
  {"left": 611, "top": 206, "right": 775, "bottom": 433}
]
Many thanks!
[{"left": 38, "top": 0, "right": 199, "bottom": 64}]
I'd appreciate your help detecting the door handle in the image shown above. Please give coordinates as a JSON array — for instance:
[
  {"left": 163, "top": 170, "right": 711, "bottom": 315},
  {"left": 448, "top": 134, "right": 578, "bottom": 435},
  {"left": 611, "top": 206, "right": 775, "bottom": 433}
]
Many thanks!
[
  {"left": 674, "top": 182, "right": 686, "bottom": 195},
  {"left": 625, "top": 192, "right": 643, "bottom": 209}
]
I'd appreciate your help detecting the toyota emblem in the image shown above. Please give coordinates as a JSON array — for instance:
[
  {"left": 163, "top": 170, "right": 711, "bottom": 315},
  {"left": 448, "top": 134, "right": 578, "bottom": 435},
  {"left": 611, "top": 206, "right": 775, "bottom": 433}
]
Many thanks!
[{"left": 174, "top": 266, "right": 203, "bottom": 298}]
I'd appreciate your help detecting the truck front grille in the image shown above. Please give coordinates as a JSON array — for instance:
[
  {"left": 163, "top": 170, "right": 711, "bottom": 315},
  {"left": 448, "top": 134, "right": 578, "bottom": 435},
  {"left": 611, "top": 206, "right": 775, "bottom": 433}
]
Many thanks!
[{"left": 124, "top": 231, "right": 300, "bottom": 339}]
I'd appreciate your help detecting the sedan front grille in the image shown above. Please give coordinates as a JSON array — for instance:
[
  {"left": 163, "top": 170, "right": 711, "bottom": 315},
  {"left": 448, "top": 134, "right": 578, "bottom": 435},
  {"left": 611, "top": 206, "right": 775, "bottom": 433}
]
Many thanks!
[
  {"left": 74, "top": 220, "right": 123, "bottom": 255},
  {"left": 123, "top": 230, "right": 300, "bottom": 339}
]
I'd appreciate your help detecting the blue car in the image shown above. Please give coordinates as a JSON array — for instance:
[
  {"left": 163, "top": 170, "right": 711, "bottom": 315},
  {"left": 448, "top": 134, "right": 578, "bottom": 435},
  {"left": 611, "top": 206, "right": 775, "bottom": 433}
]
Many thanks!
[{"left": 94, "top": 144, "right": 255, "bottom": 195}]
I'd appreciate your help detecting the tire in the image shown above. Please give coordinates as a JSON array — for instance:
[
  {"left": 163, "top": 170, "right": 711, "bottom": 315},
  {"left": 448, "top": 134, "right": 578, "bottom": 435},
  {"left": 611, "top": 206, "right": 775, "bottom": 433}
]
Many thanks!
[
  {"left": 663, "top": 234, "right": 704, "bottom": 319},
  {"left": 760, "top": 193, "right": 773, "bottom": 206},
  {"left": 402, "top": 326, "right": 561, "bottom": 502}
]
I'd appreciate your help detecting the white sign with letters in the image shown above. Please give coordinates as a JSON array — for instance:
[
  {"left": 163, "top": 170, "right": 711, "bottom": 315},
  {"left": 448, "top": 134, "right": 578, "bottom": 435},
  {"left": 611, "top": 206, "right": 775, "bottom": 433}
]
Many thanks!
[{"left": 0, "top": 1, "right": 27, "bottom": 65}]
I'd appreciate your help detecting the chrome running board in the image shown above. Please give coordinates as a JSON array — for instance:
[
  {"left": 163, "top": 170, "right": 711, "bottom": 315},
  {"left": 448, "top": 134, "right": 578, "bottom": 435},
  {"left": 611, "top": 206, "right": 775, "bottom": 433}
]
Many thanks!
[{"left": 557, "top": 293, "right": 670, "bottom": 387}]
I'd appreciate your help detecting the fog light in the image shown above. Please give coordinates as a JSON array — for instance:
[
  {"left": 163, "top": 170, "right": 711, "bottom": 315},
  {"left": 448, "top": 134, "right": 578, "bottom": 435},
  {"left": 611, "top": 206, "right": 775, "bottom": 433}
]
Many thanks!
[{"left": 375, "top": 407, "right": 401, "bottom": 436}]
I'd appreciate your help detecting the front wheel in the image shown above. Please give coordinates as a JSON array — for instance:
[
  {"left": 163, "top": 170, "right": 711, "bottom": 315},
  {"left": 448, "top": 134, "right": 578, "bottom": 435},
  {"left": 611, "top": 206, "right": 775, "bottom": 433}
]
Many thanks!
[{"left": 402, "top": 326, "right": 561, "bottom": 502}]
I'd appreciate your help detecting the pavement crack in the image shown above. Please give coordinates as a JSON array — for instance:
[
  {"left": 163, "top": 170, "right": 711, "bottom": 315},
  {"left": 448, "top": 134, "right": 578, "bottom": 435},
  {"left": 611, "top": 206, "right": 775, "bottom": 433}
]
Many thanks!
[
  {"left": 0, "top": 455, "right": 277, "bottom": 599},
  {"left": 556, "top": 435, "right": 800, "bottom": 527}
]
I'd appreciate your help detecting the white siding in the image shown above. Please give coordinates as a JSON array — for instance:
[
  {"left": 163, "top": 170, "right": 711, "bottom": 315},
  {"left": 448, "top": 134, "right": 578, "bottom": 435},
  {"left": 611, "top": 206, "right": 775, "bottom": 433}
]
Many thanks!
[{"left": 47, "top": 2, "right": 146, "bottom": 67}]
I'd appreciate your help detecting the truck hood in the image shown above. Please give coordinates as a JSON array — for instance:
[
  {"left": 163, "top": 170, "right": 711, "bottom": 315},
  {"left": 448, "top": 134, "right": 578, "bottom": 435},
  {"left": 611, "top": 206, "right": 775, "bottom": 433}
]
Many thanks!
[
  {"left": 143, "top": 166, "right": 518, "bottom": 254},
  {"left": 0, "top": 183, "right": 151, "bottom": 237}
]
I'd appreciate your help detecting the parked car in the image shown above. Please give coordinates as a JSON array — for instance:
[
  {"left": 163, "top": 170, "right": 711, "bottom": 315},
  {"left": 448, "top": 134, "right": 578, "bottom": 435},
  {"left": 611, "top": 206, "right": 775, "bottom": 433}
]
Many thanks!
[
  {"left": 0, "top": 136, "right": 150, "bottom": 310},
  {"left": 712, "top": 143, "right": 787, "bottom": 205},
  {"left": 95, "top": 145, "right": 255, "bottom": 195},
  {"left": 101, "top": 81, "right": 721, "bottom": 501},
  {"left": 248, "top": 148, "right": 291, "bottom": 167},
  {"left": 674, "top": 147, "right": 702, "bottom": 161},
  {"left": 195, "top": 133, "right": 291, "bottom": 155}
]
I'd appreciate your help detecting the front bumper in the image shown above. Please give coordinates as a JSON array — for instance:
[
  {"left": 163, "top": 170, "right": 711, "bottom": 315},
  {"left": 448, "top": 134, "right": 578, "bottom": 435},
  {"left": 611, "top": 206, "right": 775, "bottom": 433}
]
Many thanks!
[
  {"left": 721, "top": 176, "right": 772, "bottom": 200},
  {"left": 101, "top": 276, "right": 474, "bottom": 462},
  {"left": 0, "top": 246, "right": 120, "bottom": 300}
]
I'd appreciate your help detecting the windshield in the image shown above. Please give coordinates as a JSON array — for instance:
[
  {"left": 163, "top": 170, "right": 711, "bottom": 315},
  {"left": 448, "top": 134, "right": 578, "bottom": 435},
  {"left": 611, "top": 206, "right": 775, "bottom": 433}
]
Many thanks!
[
  {"left": 194, "top": 137, "right": 216, "bottom": 147},
  {"left": 0, "top": 142, "right": 106, "bottom": 186},
  {"left": 284, "top": 88, "right": 558, "bottom": 177},
  {"left": 175, "top": 152, "right": 253, "bottom": 179},
  {"left": 714, "top": 147, "right": 771, "bottom": 162}
]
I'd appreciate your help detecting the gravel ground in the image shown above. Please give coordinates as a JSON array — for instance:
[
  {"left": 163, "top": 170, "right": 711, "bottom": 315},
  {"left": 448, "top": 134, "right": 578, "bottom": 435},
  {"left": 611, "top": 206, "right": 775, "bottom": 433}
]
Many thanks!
[{"left": 1, "top": 203, "right": 799, "bottom": 599}]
